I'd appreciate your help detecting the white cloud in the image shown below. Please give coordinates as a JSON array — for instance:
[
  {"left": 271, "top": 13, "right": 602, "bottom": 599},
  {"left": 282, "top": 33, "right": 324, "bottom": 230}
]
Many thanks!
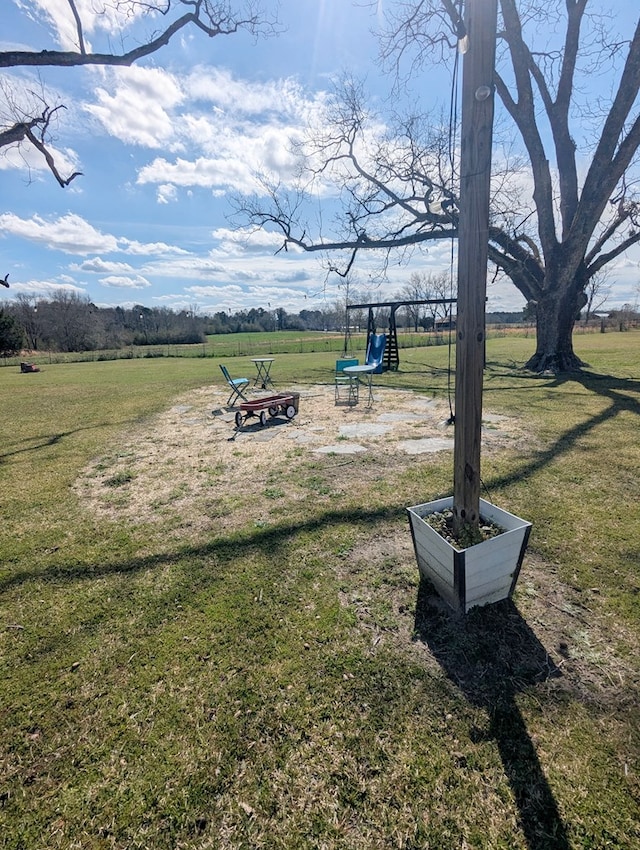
[
  {"left": 180, "top": 280, "right": 329, "bottom": 315},
  {"left": 8, "top": 277, "right": 87, "bottom": 296},
  {"left": 0, "top": 212, "right": 119, "bottom": 254},
  {"left": 136, "top": 119, "right": 305, "bottom": 196},
  {"left": 100, "top": 274, "right": 151, "bottom": 289},
  {"left": 0, "top": 212, "right": 190, "bottom": 257},
  {"left": 120, "top": 238, "right": 189, "bottom": 257},
  {"left": 131, "top": 67, "right": 323, "bottom": 198},
  {"left": 185, "top": 67, "right": 308, "bottom": 118},
  {"left": 171, "top": 283, "right": 245, "bottom": 299},
  {"left": 73, "top": 258, "right": 135, "bottom": 273},
  {"left": 23, "top": 0, "right": 91, "bottom": 52},
  {"left": 210, "top": 226, "right": 286, "bottom": 253},
  {"left": 138, "top": 256, "right": 229, "bottom": 279},
  {"left": 84, "top": 66, "right": 185, "bottom": 149},
  {"left": 157, "top": 184, "right": 178, "bottom": 204},
  {"left": 136, "top": 154, "right": 263, "bottom": 195},
  {"left": 277, "top": 269, "right": 313, "bottom": 283}
]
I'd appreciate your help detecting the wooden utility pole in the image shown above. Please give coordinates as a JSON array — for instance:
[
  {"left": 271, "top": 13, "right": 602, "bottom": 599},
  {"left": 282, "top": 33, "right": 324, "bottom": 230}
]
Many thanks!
[{"left": 452, "top": 0, "right": 498, "bottom": 536}]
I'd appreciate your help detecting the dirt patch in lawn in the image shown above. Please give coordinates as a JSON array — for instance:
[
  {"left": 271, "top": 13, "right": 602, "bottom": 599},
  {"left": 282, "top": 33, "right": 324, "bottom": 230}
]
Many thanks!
[
  {"left": 73, "top": 382, "right": 526, "bottom": 533},
  {"left": 73, "top": 382, "right": 639, "bottom": 715}
]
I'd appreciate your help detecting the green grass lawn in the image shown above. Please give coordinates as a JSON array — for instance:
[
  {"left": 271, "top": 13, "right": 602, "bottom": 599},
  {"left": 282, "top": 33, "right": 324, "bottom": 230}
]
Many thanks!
[{"left": 1, "top": 333, "right": 639, "bottom": 849}]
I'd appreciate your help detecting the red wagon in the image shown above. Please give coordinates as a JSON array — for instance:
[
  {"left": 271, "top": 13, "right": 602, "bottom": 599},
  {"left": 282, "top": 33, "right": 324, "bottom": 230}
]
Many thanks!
[{"left": 234, "top": 392, "right": 300, "bottom": 429}]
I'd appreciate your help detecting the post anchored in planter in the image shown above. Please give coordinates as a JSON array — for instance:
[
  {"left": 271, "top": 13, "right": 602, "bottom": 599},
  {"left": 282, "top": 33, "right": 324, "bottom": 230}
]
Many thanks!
[
  {"left": 407, "top": 0, "right": 532, "bottom": 611},
  {"left": 407, "top": 498, "right": 531, "bottom": 614}
]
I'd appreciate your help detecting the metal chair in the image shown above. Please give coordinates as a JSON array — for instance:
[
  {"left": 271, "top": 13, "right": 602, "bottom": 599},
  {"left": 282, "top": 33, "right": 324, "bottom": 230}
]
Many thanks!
[
  {"left": 219, "top": 364, "right": 249, "bottom": 405},
  {"left": 335, "top": 358, "right": 359, "bottom": 404}
]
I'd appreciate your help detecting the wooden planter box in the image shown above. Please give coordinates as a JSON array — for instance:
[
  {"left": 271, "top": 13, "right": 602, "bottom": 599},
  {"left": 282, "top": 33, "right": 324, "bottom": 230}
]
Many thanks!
[{"left": 407, "top": 497, "right": 532, "bottom": 613}]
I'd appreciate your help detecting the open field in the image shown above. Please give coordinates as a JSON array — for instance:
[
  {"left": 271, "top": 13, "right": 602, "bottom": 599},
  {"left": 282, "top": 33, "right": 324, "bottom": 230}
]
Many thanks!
[
  {"left": 1, "top": 332, "right": 639, "bottom": 849},
  {"left": 3, "top": 322, "right": 612, "bottom": 368}
]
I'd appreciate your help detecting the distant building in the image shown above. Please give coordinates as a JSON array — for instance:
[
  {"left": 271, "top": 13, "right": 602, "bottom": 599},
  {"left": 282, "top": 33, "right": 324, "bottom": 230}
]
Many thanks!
[{"left": 435, "top": 316, "right": 457, "bottom": 331}]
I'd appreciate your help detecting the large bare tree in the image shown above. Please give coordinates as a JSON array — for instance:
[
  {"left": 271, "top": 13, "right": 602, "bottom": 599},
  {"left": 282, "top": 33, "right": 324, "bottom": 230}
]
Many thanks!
[
  {"left": 1, "top": 0, "right": 277, "bottom": 187},
  {"left": 237, "top": 1, "right": 640, "bottom": 373}
]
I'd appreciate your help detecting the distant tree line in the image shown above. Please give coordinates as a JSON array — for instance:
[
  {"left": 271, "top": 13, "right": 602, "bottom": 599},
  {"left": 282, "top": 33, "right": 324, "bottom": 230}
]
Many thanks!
[
  {"left": 3, "top": 293, "right": 207, "bottom": 353},
  {"left": 0, "top": 309, "right": 24, "bottom": 357},
  {"left": 0, "top": 292, "right": 341, "bottom": 355},
  {"left": 0, "top": 293, "right": 355, "bottom": 353},
  {"left": 1, "top": 288, "right": 636, "bottom": 359}
]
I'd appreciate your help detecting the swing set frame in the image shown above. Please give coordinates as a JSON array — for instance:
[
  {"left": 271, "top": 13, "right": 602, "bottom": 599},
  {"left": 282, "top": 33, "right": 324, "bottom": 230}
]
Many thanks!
[{"left": 344, "top": 298, "right": 456, "bottom": 370}]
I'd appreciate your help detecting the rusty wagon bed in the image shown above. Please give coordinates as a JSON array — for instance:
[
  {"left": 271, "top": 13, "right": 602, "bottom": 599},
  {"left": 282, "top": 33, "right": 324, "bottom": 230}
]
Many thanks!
[{"left": 234, "top": 392, "right": 300, "bottom": 429}]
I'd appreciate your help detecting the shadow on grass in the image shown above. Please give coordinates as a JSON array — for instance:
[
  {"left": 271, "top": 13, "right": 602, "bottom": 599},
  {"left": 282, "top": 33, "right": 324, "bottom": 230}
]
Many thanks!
[
  {"left": 550, "top": 368, "right": 640, "bottom": 400},
  {"left": 481, "top": 368, "right": 640, "bottom": 495},
  {"left": 0, "top": 503, "right": 407, "bottom": 593},
  {"left": 482, "top": 362, "right": 640, "bottom": 401},
  {"left": 413, "top": 583, "right": 569, "bottom": 850},
  {"left": 0, "top": 420, "right": 135, "bottom": 465},
  {"left": 0, "top": 432, "right": 66, "bottom": 462}
]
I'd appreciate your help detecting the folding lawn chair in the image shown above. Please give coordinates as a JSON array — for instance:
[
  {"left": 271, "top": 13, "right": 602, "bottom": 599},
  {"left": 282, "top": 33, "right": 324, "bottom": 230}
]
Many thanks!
[{"left": 219, "top": 364, "right": 249, "bottom": 405}]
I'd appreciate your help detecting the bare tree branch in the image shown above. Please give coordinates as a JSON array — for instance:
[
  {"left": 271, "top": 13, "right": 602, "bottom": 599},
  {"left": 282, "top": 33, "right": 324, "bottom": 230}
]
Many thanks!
[
  {"left": 1, "top": 2, "right": 278, "bottom": 69},
  {"left": 66, "top": 0, "right": 87, "bottom": 55},
  {"left": 1, "top": 1, "right": 278, "bottom": 186},
  {"left": 237, "top": 1, "right": 640, "bottom": 372},
  {"left": 234, "top": 78, "right": 459, "bottom": 277},
  {"left": 23, "top": 105, "right": 83, "bottom": 187}
]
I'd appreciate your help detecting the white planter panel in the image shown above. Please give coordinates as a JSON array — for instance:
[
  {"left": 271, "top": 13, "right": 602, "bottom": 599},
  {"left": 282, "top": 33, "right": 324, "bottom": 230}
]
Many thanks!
[{"left": 407, "top": 497, "right": 531, "bottom": 613}]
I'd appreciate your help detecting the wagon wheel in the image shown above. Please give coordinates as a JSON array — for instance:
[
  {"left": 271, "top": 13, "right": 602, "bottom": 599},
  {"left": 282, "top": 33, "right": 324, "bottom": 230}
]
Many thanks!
[
  {"left": 235, "top": 411, "right": 243, "bottom": 428},
  {"left": 268, "top": 406, "right": 278, "bottom": 417},
  {"left": 285, "top": 404, "right": 296, "bottom": 420},
  {"left": 259, "top": 410, "right": 268, "bottom": 427}
]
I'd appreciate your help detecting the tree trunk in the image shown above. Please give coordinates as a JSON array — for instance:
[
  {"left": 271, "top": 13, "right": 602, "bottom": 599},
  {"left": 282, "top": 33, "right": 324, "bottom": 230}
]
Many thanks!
[{"left": 524, "top": 287, "right": 587, "bottom": 373}]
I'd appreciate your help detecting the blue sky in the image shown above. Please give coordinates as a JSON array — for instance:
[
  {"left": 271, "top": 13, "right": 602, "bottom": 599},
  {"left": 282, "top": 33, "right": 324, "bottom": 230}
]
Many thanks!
[{"left": 1, "top": 0, "right": 639, "bottom": 316}]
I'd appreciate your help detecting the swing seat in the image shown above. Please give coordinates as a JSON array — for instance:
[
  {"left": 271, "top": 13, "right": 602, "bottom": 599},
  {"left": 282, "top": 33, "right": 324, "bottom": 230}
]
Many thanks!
[
  {"left": 335, "top": 358, "right": 359, "bottom": 404},
  {"left": 365, "top": 333, "right": 387, "bottom": 373}
]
